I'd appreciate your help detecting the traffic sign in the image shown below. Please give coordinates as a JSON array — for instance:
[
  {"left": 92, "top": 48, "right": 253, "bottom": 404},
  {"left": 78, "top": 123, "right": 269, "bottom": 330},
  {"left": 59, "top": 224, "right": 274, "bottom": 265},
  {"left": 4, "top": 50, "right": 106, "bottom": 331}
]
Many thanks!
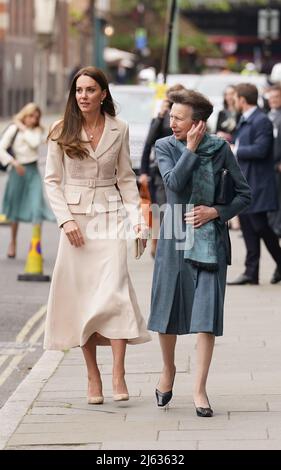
[{"left": 135, "top": 28, "right": 147, "bottom": 50}]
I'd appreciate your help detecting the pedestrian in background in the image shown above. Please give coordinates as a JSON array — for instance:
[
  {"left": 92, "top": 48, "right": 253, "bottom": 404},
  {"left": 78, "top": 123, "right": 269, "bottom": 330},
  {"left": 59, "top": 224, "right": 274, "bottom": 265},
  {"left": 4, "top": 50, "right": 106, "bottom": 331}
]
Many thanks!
[
  {"left": 139, "top": 84, "right": 185, "bottom": 257},
  {"left": 267, "top": 85, "right": 281, "bottom": 239},
  {"left": 216, "top": 85, "right": 240, "bottom": 143},
  {"left": 147, "top": 89, "right": 251, "bottom": 416},
  {"left": 44, "top": 66, "right": 150, "bottom": 405},
  {"left": 0, "top": 102, "right": 53, "bottom": 258},
  {"left": 216, "top": 85, "right": 241, "bottom": 231},
  {"left": 228, "top": 83, "right": 281, "bottom": 285}
]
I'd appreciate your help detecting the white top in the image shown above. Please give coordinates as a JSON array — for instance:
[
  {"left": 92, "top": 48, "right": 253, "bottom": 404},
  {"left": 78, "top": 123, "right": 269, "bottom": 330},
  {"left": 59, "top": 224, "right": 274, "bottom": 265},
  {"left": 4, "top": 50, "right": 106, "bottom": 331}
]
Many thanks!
[{"left": 0, "top": 123, "right": 43, "bottom": 166}]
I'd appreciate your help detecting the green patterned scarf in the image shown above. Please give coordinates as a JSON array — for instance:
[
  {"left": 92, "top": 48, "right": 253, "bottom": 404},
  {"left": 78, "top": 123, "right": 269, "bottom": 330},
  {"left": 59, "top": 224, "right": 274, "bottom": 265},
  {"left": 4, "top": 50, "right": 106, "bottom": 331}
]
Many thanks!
[{"left": 178, "top": 134, "right": 225, "bottom": 271}]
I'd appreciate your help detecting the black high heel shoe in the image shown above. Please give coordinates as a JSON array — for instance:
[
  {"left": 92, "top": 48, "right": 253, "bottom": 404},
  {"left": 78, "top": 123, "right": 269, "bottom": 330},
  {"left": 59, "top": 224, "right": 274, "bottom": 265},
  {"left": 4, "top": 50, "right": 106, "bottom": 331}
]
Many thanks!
[
  {"left": 155, "top": 369, "right": 176, "bottom": 408},
  {"left": 194, "top": 396, "right": 213, "bottom": 417},
  {"left": 155, "top": 388, "right": 173, "bottom": 407}
]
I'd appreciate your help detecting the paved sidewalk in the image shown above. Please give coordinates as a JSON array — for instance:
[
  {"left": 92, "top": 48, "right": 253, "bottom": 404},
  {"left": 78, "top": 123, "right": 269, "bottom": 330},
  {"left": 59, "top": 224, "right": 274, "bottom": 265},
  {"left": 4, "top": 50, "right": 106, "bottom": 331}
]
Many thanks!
[{"left": 0, "top": 231, "right": 281, "bottom": 450}]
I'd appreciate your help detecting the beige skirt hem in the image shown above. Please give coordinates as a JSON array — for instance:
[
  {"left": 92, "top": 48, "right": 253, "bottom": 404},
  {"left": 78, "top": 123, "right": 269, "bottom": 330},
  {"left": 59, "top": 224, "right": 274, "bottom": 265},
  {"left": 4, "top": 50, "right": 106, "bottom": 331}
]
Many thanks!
[{"left": 44, "top": 328, "right": 151, "bottom": 350}]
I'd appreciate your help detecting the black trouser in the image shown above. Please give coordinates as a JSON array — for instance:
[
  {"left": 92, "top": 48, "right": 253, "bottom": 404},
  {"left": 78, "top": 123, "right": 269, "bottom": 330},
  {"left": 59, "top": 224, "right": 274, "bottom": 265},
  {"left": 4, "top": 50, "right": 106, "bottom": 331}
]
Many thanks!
[
  {"left": 268, "top": 172, "right": 281, "bottom": 237},
  {"left": 239, "top": 212, "right": 281, "bottom": 282}
]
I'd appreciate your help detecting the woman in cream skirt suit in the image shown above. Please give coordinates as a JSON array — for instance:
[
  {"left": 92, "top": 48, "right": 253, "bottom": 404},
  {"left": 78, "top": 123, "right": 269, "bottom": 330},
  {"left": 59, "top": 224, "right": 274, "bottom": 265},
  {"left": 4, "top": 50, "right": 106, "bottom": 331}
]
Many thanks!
[{"left": 44, "top": 66, "right": 150, "bottom": 404}]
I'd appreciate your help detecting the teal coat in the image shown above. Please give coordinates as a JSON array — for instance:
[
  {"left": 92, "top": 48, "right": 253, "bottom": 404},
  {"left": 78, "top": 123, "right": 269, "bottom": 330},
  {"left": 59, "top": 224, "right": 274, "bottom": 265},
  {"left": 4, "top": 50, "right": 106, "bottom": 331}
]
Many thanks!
[{"left": 147, "top": 135, "right": 251, "bottom": 335}]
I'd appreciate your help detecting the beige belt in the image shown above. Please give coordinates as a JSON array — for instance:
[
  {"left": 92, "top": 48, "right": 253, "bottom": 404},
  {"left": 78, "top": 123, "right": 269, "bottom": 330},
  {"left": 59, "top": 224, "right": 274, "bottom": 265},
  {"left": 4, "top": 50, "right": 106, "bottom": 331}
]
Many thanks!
[{"left": 66, "top": 177, "right": 117, "bottom": 188}]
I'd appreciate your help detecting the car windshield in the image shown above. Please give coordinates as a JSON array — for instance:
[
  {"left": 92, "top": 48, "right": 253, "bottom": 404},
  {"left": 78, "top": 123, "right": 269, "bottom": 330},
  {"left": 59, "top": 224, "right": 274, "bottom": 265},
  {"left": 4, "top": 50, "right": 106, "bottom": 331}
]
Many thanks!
[{"left": 110, "top": 88, "right": 155, "bottom": 125}]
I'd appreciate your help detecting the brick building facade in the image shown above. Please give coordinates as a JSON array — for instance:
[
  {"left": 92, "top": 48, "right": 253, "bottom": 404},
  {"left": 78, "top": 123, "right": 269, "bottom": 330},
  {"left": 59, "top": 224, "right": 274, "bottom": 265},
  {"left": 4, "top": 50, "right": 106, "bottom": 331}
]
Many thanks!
[
  {"left": 0, "top": 0, "right": 34, "bottom": 116},
  {"left": 0, "top": 0, "right": 70, "bottom": 118}
]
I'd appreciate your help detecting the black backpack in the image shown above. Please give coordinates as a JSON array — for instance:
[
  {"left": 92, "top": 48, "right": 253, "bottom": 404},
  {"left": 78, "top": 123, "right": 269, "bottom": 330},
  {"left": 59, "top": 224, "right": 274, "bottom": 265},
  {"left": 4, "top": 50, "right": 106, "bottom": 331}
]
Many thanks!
[{"left": 0, "top": 125, "right": 19, "bottom": 172}]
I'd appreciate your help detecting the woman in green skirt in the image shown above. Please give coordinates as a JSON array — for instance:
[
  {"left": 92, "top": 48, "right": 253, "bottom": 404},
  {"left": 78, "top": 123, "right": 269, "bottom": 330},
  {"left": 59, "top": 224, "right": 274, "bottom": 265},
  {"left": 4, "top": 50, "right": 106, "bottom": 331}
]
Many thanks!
[{"left": 0, "top": 102, "right": 54, "bottom": 258}]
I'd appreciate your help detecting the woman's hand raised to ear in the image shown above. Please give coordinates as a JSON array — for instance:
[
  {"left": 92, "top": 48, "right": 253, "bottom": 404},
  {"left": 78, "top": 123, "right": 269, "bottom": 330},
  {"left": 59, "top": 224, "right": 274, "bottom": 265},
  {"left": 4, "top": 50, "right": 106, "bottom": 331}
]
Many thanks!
[{"left": 186, "top": 120, "right": 206, "bottom": 153}]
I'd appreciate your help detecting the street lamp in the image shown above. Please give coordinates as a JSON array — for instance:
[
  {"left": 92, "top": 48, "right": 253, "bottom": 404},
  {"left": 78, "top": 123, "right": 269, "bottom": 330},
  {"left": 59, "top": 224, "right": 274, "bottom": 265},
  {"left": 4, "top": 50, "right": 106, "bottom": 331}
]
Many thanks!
[
  {"left": 258, "top": 7, "right": 280, "bottom": 73},
  {"left": 104, "top": 24, "right": 114, "bottom": 37},
  {"left": 34, "top": 0, "right": 57, "bottom": 112},
  {"left": 161, "top": 0, "right": 178, "bottom": 83},
  {"left": 92, "top": 0, "right": 110, "bottom": 69}
]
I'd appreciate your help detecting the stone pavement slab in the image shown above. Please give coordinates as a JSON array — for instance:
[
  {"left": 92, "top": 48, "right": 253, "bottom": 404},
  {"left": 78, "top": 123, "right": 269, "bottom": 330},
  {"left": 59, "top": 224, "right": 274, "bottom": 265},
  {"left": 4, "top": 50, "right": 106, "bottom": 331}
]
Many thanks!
[
  {"left": 198, "top": 440, "right": 281, "bottom": 450},
  {"left": 6, "top": 444, "right": 102, "bottom": 450},
  {"left": 0, "top": 231, "right": 281, "bottom": 450},
  {"left": 100, "top": 442, "right": 197, "bottom": 450}
]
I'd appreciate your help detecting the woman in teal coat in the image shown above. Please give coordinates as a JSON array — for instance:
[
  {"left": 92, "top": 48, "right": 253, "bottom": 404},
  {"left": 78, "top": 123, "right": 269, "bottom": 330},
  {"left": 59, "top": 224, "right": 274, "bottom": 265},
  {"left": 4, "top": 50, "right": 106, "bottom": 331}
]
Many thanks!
[{"left": 147, "top": 89, "right": 251, "bottom": 416}]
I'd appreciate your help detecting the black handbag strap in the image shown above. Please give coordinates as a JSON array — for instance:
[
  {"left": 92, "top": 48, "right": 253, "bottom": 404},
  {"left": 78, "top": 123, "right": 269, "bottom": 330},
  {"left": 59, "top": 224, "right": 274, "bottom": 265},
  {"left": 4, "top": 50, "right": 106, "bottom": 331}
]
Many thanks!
[
  {"left": 0, "top": 125, "right": 19, "bottom": 170},
  {"left": 8, "top": 126, "right": 19, "bottom": 155},
  {"left": 1, "top": 123, "right": 19, "bottom": 153}
]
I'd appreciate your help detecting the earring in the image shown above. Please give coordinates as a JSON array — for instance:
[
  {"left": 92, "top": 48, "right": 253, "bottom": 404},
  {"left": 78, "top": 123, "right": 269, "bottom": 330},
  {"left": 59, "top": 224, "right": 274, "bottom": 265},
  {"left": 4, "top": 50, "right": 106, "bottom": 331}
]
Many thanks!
[{"left": 101, "top": 101, "right": 104, "bottom": 105}]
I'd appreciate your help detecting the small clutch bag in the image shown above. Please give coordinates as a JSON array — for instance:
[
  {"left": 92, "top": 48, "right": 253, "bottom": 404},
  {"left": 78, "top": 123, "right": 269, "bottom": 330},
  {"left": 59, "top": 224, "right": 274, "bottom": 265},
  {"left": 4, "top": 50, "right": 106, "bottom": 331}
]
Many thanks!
[
  {"left": 134, "top": 236, "right": 145, "bottom": 259},
  {"left": 215, "top": 168, "right": 235, "bottom": 205}
]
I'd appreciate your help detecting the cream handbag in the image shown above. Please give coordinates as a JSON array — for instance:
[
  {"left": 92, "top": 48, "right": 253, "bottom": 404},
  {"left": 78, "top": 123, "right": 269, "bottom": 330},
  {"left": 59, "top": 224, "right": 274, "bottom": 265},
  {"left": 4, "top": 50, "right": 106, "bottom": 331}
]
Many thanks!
[{"left": 134, "top": 235, "right": 145, "bottom": 259}]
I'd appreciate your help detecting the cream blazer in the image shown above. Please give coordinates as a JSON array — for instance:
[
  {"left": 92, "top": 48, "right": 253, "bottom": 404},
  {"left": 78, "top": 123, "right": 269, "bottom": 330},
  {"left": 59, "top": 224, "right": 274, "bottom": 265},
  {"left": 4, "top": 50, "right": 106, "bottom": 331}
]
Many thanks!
[{"left": 45, "top": 114, "right": 144, "bottom": 228}]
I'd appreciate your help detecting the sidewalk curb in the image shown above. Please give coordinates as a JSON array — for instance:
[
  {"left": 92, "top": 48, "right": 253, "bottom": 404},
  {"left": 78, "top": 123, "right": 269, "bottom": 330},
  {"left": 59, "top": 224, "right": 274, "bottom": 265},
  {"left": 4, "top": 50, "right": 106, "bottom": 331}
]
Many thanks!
[{"left": 0, "top": 350, "right": 64, "bottom": 450}]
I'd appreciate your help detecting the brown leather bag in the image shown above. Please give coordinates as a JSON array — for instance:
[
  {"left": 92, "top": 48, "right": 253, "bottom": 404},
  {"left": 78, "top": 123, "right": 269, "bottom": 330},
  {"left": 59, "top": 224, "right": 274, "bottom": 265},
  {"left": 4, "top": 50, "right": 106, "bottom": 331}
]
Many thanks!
[{"left": 139, "top": 182, "right": 152, "bottom": 228}]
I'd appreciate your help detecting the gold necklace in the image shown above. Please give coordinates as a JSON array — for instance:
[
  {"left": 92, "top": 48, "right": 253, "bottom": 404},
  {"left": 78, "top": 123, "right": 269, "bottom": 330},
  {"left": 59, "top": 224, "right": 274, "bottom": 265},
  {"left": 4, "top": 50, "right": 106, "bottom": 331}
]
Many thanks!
[{"left": 85, "top": 118, "right": 103, "bottom": 141}]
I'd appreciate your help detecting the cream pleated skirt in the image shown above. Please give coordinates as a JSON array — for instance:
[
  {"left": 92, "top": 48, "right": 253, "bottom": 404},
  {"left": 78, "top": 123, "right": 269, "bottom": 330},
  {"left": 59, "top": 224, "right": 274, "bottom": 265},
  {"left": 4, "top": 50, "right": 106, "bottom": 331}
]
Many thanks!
[{"left": 44, "top": 212, "right": 151, "bottom": 350}]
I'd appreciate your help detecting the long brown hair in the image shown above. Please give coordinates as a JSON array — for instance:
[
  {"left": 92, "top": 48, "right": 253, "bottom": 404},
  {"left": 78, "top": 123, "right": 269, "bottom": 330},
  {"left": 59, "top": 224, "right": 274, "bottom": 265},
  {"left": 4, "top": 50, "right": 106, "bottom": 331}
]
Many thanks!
[{"left": 48, "top": 66, "right": 116, "bottom": 160}]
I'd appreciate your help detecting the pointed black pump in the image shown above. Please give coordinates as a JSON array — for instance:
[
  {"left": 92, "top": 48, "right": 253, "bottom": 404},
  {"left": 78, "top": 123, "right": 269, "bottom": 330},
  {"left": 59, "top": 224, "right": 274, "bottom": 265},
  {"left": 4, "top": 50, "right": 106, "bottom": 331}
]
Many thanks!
[
  {"left": 194, "top": 396, "right": 213, "bottom": 417},
  {"left": 155, "top": 388, "right": 173, "bottom": 407},
  {"left": 155, "top": 369, "right": 176, "bottom": 408}
]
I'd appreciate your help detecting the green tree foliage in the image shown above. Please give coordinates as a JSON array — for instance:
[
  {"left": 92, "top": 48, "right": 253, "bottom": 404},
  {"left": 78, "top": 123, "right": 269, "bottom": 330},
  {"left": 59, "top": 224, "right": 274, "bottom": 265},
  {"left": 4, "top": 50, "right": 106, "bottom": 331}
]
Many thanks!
[
  {"left": 116, "top": 0, "right": 270, "bottom": 12},
  {"left": 184, "top": 32, "right": 221, "bottom": 57},
  {"left": 181, "top": 0, "right": 270, "bottom": 10},
  {"left": 115, "top": 0, "right": 167, "bottom": 16},
  {"left": 110, "top": 0, "right": 222, "bottom": 71}
]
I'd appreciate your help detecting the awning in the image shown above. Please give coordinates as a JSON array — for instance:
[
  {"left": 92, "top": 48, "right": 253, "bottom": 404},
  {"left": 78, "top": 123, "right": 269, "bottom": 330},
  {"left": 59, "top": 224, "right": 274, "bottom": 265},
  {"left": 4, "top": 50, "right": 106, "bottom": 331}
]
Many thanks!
[{"left": 103, "top": 47, "right": 136, "bottom": 67}]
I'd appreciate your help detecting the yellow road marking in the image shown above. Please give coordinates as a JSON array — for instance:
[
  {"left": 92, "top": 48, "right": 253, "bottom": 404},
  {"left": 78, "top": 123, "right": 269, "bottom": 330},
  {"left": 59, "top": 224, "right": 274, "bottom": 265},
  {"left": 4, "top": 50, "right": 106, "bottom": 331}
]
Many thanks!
[
  {"left": 16, "top": 305, "right": 46, "bottom": 343},
  {"left": 0, "top": 356, "right": 8, "bottom": 367},
  {"left": 0, "top": 355, "right": 24, "bottom": 387},
  {"left": 29, "top": 319, "right": 45, "bottom": 345},
  {"left": 0, "top": 350, "right": 23, "bottom": 356},
  {"left": 0, "top": 305, "right": 47, "bottom": 388}
]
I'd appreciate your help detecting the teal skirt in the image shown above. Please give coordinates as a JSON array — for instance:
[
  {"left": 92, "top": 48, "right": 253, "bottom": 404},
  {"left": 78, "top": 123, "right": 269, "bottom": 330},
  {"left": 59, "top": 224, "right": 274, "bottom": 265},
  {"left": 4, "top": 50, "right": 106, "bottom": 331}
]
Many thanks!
[
  {"left": 164, "top": 236, "right": 227, "bottom": 336},
  {"left": 2, "top": 162, "right": 55, "bottom": 223}
]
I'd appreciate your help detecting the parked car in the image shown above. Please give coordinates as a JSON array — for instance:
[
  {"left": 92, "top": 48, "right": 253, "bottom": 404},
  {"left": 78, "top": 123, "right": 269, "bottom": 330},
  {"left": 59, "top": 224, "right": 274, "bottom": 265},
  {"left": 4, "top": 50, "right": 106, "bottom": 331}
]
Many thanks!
[{"left": 109, "top": 84, "right": 155, "bottom": 172}]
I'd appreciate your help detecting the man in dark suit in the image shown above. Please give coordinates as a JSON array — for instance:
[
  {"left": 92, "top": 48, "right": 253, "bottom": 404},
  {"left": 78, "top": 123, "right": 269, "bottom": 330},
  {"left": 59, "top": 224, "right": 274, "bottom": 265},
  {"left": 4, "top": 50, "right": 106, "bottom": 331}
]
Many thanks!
[
  {"left": 267, "top": 85, "right": 281, "bottom": 239},
  {"left": 228, "top": 83, "right": 281, "bottom": 285}
]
